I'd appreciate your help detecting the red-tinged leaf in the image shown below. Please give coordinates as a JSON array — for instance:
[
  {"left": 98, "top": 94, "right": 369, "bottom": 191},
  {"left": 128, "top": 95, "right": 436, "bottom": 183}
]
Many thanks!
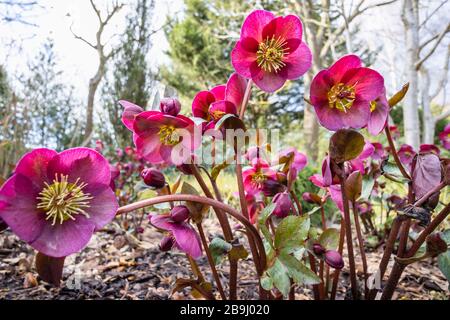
[
  {"left": 412, "top": 153, "right": 442, "bottom": 204},
  {"left": 35, "top": 252, "right": 65, "bottom": 287},
  {"left": 388, "top": 83, "right": 409, "bottom": 107},
  {"left": 329, "top": 129, "right": 365, "bottom": 164},
  {"left": 344, "top": 171, "right": 362, "bottom": 202}
]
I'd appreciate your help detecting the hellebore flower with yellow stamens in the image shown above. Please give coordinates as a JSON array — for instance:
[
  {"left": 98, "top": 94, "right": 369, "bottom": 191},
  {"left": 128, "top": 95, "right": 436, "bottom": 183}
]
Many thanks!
[
  {"left": 192, "top": 72, "right": 247, "bottom": 128},
  {"left": 0, "top": 148, "right": 118, "bottom": 258},
  {"left": 310, "top": 54, "right": 384, "bottom": 131},
  {"left": 150, "top": 213, "right": 202, "bottom": 259},
  {"left": 121, "top": 100, "right": 201, "bottom": 166},
  {"left": 231, "top": 10, "right": 312, "bottom": 92},
  {"left": 242, "top": 159, "right": 277, "bottom": 195}
]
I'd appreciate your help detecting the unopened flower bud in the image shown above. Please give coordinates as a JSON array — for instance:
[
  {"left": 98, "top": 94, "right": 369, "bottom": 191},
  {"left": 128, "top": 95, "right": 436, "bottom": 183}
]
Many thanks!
[
  {"left": 159, "top": 235, "right": 175, "bottom": 252},
  {"left": 160, "top": 98, "right": 181, "bottom": 116},
  {"left": 136, "top": 226, "right": 144, "bottom": 234},
  {"left": 325, "top": 250, "right": 344, "bottom": 269},
  {"left": 141, "top": 168, "right": 166, "bottom": 189},
  {"left": 272, "top": 192, "right": 291, "bottom": 218},
  {"left": 426, "top": 233, "right": 448, "bottom": 257},
  {"left": 312, "top": 243, "right": 326, "bottom": 256},
  {"left": 261, "top": 179, "right": 285, "bottom": 197},
  {"left": 170, "top": 205, "right": 190, "bottom": 223},
  {"left": 177, "top": 163, "right": 193, "bottom": 175}
]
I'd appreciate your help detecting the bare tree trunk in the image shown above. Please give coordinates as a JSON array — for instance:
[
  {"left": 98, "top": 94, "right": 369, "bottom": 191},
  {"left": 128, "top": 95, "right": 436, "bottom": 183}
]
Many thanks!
[
  {"left": 420, "top": 69, "right": 434, "bottom": 144},
  {"left": 402, "top": 0, "right": 421, "bottom": 148},
  {"left": 84, "top": 64, "right": 105, "bottom": 143}
]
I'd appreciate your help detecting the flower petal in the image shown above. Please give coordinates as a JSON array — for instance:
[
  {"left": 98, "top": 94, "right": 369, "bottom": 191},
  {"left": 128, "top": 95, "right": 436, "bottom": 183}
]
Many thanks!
[
  {"left": 84, "top": 185, "right": 118, "bottom": 230},
  {"left": 210, "top": 85, "right": 226, "bottom": 101},
  {"left": 284, "top": 42, "right": 312, "bottom": 80},
  {"left": 310, "top": 69, "right": 334, "bottom": 106},
  {"left": 47, "top": 148, "right": 112, "bottom": 187},
  {"left": 250, "top": 63, "right": 288, "bottom": 93},
  {"left": 240, "top": 10, "right": 275, "bottom": 42},
  {"left": 119, "top": 100, "right": 144, "bottom": 131},
  {"left": 14, "top": 148, "right": 57, "bottom": 188},
  {"left": 225, "top": 73, "right": 248, "bottom": 109},
  {"left": 342, "top": 67, "right": 384, "bottom": 101},
  {"left": 367, "top": 95, "right": 389, "bottom": 135},
  {"left": 30, "top": 216, "right": 96, "bottom": 258},
  {"left": 192, "top": 91, "right": 216, "bottom": 120},
  {"left": 328, "top": 54, "right": 362, "bottom": 83},
  {"left": 172, "top": 223, "right": 202, "bottom": 259},
  {"left": 231, "top": 40, "right": 257, "bottom": 79},
  {"left": 262, "top": 15, "right": 303, "bottom": 51}
]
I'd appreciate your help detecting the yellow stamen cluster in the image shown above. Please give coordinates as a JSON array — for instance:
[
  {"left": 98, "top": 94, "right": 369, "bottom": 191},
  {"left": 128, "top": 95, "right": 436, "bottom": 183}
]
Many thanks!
[
  {"left": 158, "top": 125, "right": 180, "bottom": 145},
  {"left": 36, "top": 174, "right": 92, "bottom": 226},
  {"left": 256, "top": 36, "right": 289, "bottom": 73},
  {"left": 252, "top": 171, "right": 267, "bottom": 185},
  {"left": 327, "top": 83, "right": 356, "bottom": 112},
  {"left": 370, "top": 101, "right": 377, "bottom": 112}
]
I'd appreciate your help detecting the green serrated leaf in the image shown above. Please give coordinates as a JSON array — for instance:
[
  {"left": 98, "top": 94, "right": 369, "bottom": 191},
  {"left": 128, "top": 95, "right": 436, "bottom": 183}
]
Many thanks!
[
  {"left": 266, "top": 258, "right": 290, "bottom": 297},
  {"left": 260, "top": 274, "right": 274, "bottom": 291},
  {"left": 319, "top": 228, "right": 340, "bottom": 250},
  {"left": 438, "top": 251, "right": 450, "bottom": 283},
  {"left": 209, "top": 238, "right": 232, "bottom": 265},
  {"left": 181, "top": 182, "right": 208, "bottom": 222},
  {"left": 441, "top": 229, "right": 450, "bottom": 244},
  {"left": 274, "top": 215, "right": 310, "bottom": 250},
  {"left": 279, "top": 251, "right": 321, "bottom": 286}
]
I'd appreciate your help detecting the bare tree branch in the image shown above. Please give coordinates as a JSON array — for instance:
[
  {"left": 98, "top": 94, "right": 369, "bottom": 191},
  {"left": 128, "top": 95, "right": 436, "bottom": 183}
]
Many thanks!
[
  {"left": 430, "top": 45, "right": 450, "bottom": 99},
  {"left": 415, "top": 23, "right": 450, "bottom": 70},
  {"left": 419, "top": 0, "right": 448, "bottom": 29},
  {"left": 69, "top": 22, "right": 97, "bottom": 50}
]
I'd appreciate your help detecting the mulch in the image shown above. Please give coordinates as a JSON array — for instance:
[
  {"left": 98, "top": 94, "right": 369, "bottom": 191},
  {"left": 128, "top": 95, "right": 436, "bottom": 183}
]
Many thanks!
[{"left": 0, "top": 218, "right": 448, "bottom": 300}]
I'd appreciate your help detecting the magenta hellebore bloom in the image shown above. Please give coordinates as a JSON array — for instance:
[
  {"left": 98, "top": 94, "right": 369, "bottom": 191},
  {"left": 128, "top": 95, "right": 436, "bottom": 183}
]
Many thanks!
[
  {"left": 419, "top": 144, "right": 440, "bottom": 156},
  {"left": 231, "top": 10, "right": 312, "bottom": 92},
  {"left": 371, "top": 142, "right": 387, "bottom": 161},
  {"left": 242, "top": 159, "right": 277, "bottom": 195},
  {"left": 397, "top": 144, "right": 416, "bottom": 169},
  {"left": 192, "top": 73, "right": 247, "bottom": 127},
  {"left": 439, "top": 123, "right": 450, "bottom": 150},
  {"left": 120, "top": 100, "right": 200, "bottom": 166},
  {"left": 0, "top": 148, "right": 118, "bottom": 258},
  {"left": 277, "top": 147, "right": 307, "bottom": 181},
  {"left": 150, "top": 213, "right": 202, "bottom": 259},
  {"left": 310, "top": 55, "right": 384, "bottom": 131}
]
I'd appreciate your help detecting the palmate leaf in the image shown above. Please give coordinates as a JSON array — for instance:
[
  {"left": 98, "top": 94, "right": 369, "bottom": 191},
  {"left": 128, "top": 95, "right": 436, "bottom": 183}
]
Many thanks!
[
  {"left": 274, "top": 215, "right": 310, "bottom": 251},
  {"left": 257, "top": 203, "right": 276, "bottom": 249},
  {"left": 318, "top": 228, "right": 340, "bottom": 250}
]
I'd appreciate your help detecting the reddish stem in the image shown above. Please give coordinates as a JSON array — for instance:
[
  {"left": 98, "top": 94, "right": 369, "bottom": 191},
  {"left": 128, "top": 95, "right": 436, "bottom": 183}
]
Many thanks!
[{"left": 330, "top": 218, "right": 346, "bottom": 300}]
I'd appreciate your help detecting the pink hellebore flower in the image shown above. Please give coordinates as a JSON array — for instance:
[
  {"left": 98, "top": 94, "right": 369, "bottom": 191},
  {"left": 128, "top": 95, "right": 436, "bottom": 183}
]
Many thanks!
[
  {"left": 0, "top": 148, "right": 118, "bottom": 258},
  {"left": 371, "top": 142, "right": 387, "bottom": 161},
  {"left": 419, "top": 144, "right": 440, "bottom": 156},
  {"left": 120, "top": 100, "right": 200, "bottom": 166},
  {"left": 349, "top": 141, "right": 375, "bottom": 174},
  {"left": 389, "top": 125, "right": 400, "bottom": 139},
  {"left": 438, "top": 123, "right": 450, "bottom": 150},
  {"left": 310, "top": 55, "right": 384, "bottom": 131},
  {"left": 310, "top": 156, "right": 343, "bottom": 212},
  {"left": 192, "top": 73, "right": 247, "bottom": 127},
  {"left": 231, "top": 10, "right": 312, "bottom": 92},
  {"left": 150, "top": 213, "right": 202, "bottom": 259},
  {"left": 397, "top": 144, "right": 416, "bottom": 169},
  {"left": 242, "top": 159, "right": 277, "bottom": 195}
]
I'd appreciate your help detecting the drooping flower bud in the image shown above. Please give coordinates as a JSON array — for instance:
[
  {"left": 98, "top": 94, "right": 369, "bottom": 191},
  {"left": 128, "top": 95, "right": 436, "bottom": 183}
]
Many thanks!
[
  {"left": 324, "top": 250, "right": 344, "bottom": 269},
  {"left": 177, "top": 163, "right": 194, "bottom": 175},
  {"left": 261, "top": 179, "right": 285, "bottom": 197},
  {"left": 159, "top": 235, "right": 175, "bottom": 252},
  {"left": 312, "top": 243, "right": 326, "bottom": 256},
  {"left": 160, "top": 98, "right": 181, "bottom": 116},
  {"left": 426, "top": 233, "right": 448, "bottom": 257},
  {"left": 170, "top": 205, "right": 190, "bottom": 223},
  {"left": 141, "top": 168, "right": 166, "bottom": 189},
  {"left": 272, "top": 192, "right": 291, "bottom": 218},
  {"left": 136, "top": 226, "right": 144, "bottom": 234}
]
